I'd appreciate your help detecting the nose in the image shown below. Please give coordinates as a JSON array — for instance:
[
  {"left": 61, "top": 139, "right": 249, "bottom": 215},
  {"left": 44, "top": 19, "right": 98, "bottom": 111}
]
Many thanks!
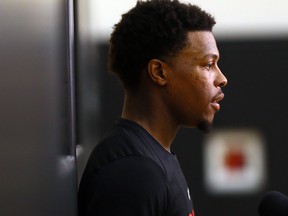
[{"left": 215, "top": 67, "right": 228, "bottom": 88}]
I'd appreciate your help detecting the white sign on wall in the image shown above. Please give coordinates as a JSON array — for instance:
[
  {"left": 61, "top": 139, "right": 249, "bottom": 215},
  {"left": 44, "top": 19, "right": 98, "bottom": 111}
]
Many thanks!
[{"left": 204, "top": 129, "right": 266, "bottom": 194}]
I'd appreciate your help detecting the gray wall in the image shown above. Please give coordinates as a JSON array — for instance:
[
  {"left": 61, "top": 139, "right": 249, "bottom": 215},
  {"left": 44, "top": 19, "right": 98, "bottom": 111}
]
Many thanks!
[{"left": 0, "top": 1, "right": 78, "bottom": 215}]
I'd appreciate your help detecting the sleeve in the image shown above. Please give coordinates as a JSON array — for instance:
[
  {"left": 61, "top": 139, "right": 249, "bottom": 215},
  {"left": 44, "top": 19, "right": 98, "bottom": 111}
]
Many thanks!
[{"left": 78, "top": 156, "right": 168, "bottom": 216}]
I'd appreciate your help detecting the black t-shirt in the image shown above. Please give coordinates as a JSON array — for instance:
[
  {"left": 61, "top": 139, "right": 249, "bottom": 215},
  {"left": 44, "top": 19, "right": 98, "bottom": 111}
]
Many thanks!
[{"left": 78, "top": 118, "right": 194, "bottom": 216}]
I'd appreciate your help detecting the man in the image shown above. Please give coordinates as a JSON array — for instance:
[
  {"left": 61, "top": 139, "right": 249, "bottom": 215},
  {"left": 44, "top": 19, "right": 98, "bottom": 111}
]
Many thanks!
[{"left": 78, "top": 0, "right": 228, "bottom": 215}]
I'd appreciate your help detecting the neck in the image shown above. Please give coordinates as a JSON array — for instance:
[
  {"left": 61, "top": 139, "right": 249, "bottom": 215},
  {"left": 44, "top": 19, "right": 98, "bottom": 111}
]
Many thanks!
[{"left": 121, "top": 91, "right": 179, "bottom": 152}]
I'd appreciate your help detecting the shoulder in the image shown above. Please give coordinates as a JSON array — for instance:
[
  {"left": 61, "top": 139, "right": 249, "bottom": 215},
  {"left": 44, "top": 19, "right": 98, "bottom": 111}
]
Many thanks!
[
  {"left": 83, "top": 155, "right": 167, "bottom": 189},
  {"left": 86, "top": 122, "right": 163, "bottom": 172},
  {"left": 79, "top": 154, "right": 168, "bottom": 199},
  {"left": 99, "top": 155, "right": 167, "bottom": 185}
]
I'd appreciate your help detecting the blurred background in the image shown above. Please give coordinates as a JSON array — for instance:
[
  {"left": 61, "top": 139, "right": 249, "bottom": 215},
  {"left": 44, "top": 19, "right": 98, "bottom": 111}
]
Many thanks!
[{"left": 0, "top": 0, "right": 287, "bottom": 216}]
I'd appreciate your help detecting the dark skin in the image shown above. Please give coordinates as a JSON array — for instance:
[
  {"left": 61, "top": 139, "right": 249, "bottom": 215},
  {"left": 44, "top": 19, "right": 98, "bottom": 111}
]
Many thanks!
[{"left": 122, "top": 31, "right": 228, "bottom": 152}]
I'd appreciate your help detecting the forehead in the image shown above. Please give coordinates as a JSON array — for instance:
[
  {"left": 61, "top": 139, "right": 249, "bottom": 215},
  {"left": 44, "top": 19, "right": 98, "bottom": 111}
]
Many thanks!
[{"left": 180, "top": 31, "right": 219, "bottom": 59}]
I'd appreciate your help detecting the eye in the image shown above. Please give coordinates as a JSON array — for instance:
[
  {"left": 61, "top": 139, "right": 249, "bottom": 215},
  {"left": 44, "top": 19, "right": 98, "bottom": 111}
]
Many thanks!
[{"left": 205, "top": 62, "right": 213, "bottom": 70}]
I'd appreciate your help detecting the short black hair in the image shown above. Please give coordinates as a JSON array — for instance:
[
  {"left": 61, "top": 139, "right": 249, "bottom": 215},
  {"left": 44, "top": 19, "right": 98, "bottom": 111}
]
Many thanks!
[{"left": 108, "top": 0, "right": 216, "bottom": 91}]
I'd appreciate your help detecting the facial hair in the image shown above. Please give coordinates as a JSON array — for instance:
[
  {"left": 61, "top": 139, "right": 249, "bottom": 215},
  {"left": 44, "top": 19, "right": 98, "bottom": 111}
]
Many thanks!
[{"left": 197, "top": 120, "right": 213, "bottom": 134}]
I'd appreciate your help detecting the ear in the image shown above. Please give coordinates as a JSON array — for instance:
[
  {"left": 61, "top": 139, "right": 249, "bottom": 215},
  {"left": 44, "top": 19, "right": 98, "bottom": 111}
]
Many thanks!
[{"left": 147, "top": 59, "right": 168, "bottom": 86}]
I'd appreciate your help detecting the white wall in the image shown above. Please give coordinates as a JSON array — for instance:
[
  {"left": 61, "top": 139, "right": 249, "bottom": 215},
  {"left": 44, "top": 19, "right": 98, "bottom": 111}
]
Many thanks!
[{"left": 88, "top": 0, "right": 288, "bottom": 40}]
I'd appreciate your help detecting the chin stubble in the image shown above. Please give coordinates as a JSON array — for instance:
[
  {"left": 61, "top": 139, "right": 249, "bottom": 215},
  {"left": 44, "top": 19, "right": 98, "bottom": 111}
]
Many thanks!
[{"left": 197, "top": 121, "right": 213, "bottom": 134}]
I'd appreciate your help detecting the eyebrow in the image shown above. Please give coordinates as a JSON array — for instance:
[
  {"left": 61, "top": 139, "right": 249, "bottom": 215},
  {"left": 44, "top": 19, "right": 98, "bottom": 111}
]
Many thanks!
[
  {"left": 204, "top": 54, "right": 219, "bottom": 60},
  {"left": 195, "top": 54, "right": 220, "bottom": 63}
]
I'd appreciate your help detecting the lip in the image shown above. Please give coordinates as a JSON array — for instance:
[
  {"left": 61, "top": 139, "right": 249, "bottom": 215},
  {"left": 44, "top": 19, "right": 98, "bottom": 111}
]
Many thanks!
[{"left": 211, "top": 93, "right": 225, "bottom": 111}]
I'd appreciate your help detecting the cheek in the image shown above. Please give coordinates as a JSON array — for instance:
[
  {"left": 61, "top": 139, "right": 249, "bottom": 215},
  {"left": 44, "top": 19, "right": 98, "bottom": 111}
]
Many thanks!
[
  {"left": 168, "top": 69, "right": 213, "bottom": 101},
  {"left": 192, "top": 76, "right": 210, "bottom": 95},
  {"left": 190, "top": 78, "right": 215, "bottom": 109}
]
